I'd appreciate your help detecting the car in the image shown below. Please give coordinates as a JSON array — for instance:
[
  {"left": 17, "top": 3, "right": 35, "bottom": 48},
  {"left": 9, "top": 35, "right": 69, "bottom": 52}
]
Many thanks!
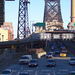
[
  {"left": 54, "top": 49, "right": 59, "bottom": 54},
  {"left": 60, "top": 52, "right": 67, "bottom": 57},
  {"left": 1, "top": 69, "right": 12, "bottom": 75},
  {"left": 19, "top": 72, "right": 29, "bottom": 75},
  {"left": 69, "top": 71, "right": 75, "bottom": 75},
  {"left": 46, "top": 52, "right": 53, "bottom": 58},
  {"left": 46, "top": 59, "right": 56, "bottom": 67},
  {"left": 60, "top": 45, "right": 65, "bottom": 50},
  {"left": 29, "top": 59, "right": 38, "bottom": 67},
  {"left": 19, "top": 55, "right": 32, "bottom": 65},
  {"left": 61, "top": 49, "right": 67, "bottom": 53},
  {"left": 69, "top": 57, "right": 75, "bottom": 65}
]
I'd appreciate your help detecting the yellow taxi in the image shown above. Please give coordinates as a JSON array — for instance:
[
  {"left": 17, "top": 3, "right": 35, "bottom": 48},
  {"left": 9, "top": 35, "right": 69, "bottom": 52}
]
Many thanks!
[{"left": 60, "top": 52, "right": 67, "bottom": 57}]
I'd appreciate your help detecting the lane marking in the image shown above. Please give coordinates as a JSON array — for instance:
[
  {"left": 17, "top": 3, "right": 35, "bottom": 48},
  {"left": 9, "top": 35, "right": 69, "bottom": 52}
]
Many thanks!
[
  {"left": 12, "top": 70, "right": 17, "bottom": 72},
  {"left": 17, "top": 71, "right": 20, "bottom": 75},
  {"left": 53, "top": 71, "right": 55, "bottom": 75},
  {"left": 21, "top": 67, "right": 23, "bottom": 69},
  {"left": 70, "top": 66, "right": 72, "bottom": 68},
  {"left": 35, "top": 71, "right": 37, "bottom": 75},
  {"left": 59, "top": 69, "right": 68, "bottom": 71},
  {"left": 37, "top": 67, "right": 38, "bottom": 69}
]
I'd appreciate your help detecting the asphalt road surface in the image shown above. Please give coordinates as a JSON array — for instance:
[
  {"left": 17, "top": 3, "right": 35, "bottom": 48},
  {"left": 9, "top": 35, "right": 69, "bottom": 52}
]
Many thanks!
[{"left": 3, "top": 52, "right": 75, "bottom": 75}]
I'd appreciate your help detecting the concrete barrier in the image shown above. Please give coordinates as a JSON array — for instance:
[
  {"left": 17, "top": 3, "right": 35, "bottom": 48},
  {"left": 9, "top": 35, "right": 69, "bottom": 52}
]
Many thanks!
[{"left": 37, "top": 52, "right": 46, "bottom": 58}]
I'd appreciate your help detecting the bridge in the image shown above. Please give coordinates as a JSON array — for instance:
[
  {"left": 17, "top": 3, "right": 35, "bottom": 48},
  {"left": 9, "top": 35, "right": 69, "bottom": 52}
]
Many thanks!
[{"left": 0, "top": 31, "right": 74, "bottom": 49}]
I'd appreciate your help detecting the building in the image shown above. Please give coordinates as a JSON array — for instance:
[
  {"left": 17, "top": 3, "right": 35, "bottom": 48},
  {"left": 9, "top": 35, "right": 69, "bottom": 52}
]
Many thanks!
[
  {"left": 0, "top": 0, "right": 5, "bottom": 26},
  {"left": 1, "top": 22, "right": 14, "bottom": 41},
  {"left": 0, "top": 28, "right": 8, "bottom": 42},
  {"left": 68, "top": 0, "right": 75, "bottom": 31}
]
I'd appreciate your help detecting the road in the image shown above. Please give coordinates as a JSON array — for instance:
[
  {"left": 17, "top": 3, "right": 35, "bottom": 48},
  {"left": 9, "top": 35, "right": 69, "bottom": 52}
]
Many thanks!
[
  {"left": 1, "top": 40, "right": 75, "bottom": 75},
  {"left": 4, "top": 53, "right": 74, "bottom": 75}
]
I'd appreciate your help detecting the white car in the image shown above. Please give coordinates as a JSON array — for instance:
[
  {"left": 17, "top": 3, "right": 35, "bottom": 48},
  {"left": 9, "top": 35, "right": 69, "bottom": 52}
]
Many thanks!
[
  {"left": 69, "top": 57, "right": 75, "bottom": 65},
  {"left": 1, "top": 69, "right": 12, "bottom": 75},
  {"left": 19, "top": 55, "right": 32, "bottom": 65},
  {"left": 46, "top": 52, "right": 53, "bottom": 58}
]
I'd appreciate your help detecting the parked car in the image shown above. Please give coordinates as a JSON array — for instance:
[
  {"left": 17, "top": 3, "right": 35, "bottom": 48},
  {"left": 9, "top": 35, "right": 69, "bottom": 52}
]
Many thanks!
[
  {"left": 69, "top": 57, "right": 75, "bottom": 65},
  {"left": 19, "top": 55, "right": 32, "bottom": 65},
  {"left": 46, "top": 59, "right": 56, "bottom": 67},
  {"left": 29, "top": 59, "right": 38, "bottom": 67},
  {"left": 60, "top": 52, "right": 67, "bottom": 57},
  {"left": 19, "top": 72, "right": 29, "bottom": 75},
  {"left": 46, "top": 52, "right": 53, "bottom": 58},
  {"left": 69, "top": 71, "right": 75, "bottom": 75},
  {"left": 1, "top": 69, "right": 12, "bottom": 75}
]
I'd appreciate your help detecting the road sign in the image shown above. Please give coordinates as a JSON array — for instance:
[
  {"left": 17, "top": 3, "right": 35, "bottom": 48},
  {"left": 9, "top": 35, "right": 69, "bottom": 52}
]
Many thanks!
[
  {"left": 36, "top": 23, "right": 45, "bottom": 27},
  {"left": 11, "top": 45, "right": 14, "bottom": 50}
]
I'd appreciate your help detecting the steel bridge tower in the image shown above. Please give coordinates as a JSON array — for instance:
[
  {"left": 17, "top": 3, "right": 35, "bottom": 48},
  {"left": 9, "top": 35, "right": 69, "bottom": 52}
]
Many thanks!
[
  {"left": 17, "top": 0, "right": 30, "bottom": 39},
  {"left": 43, "top": 0, "right": 63, "bottom": 30}
]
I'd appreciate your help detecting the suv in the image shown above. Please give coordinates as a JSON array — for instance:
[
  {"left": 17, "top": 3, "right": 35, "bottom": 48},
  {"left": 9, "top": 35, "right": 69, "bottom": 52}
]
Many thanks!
[{"left": 19, "top": 55, "right": 32, "bottom": 65}]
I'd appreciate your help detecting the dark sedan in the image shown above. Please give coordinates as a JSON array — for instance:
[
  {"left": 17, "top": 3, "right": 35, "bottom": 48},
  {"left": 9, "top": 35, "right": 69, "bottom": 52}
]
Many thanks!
[
  {"left": 46, "top": 59, "right": 56, "bottom": 67},
  {"left": 54, "top": 49, "right": 59, "bottom": 54},
  {"left": 29, "top": 59, "right": 38, "bottom": 67}
]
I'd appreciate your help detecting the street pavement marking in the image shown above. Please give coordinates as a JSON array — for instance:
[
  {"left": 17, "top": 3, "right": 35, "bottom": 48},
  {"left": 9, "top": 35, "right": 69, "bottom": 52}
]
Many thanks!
[
  {"left": 58, "top": 72, "right": 66, "bottom": 74},
  {"left": 17, "top": 71, "right": 20, "bottom": 75},
  {"left": 59, "top": 69, "right": 68, "bottom": 71},
  {"left": 21, "top": 67, "right": 23, "bottom": 69},
  {"left": 35, "top": 71, "right": 37, "bottom": 75},
  {"left": 24, "top": 70, "right": 33, "bottom": 72},
  {"left": 70, "top": 66, "right": 72, "bottom": 68},
  {"left": 12, "top": 70, "right": 17, "bottom": 72},
  {"left": 53, "top": 71, "right": 55, "bottom": 75},
  {"left": 42, "top": 69, "right": 51, "bottom": 72}
]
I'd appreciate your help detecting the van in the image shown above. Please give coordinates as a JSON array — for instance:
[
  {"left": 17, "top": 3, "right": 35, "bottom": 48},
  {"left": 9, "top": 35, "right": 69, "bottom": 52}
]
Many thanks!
[{"left": 19, "top": 55, "right": 32, "bottom": 65}]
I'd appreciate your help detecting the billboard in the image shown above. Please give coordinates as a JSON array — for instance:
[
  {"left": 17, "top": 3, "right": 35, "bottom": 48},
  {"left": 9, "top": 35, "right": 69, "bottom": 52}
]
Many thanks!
[{"left": 5, "top": 0, "right": 15, "bottom": 1}]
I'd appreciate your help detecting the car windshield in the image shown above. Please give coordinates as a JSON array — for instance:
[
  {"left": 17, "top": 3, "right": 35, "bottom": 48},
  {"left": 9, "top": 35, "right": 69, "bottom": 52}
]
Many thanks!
[
  {"left": 30, "top": 60, "right": 37, "bottom": 63},
  {"left": 20, "top": 57, "right": 29, "bottom": 59},
  {"left": 1, "top": 71, "right": 11, "bottom": 74},
  {"left": 48, "top": 60, "right": 55, "bottom": 62},
  {"left": 70, "top": 59, "right": 75, "bottom": 61},
  {"left": 47, "top": 53, "right": 52, "bottom": 55}
]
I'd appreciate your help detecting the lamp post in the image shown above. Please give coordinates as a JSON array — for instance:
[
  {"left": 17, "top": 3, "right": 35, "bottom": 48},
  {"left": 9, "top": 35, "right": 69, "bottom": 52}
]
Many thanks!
[{"left": 30, "top": 21, "right": 35, "bottom": 51}]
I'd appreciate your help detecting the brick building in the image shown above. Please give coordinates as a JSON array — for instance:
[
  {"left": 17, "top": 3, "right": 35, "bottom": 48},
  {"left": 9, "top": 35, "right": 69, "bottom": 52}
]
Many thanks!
[{"left": 1, "top": 22, "right": 14, "bottom": 41}]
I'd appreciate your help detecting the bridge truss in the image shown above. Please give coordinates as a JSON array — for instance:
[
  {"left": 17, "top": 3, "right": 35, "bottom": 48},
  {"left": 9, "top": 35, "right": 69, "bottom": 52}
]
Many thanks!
[
  {"left": 17, "top": 0, "right": 30, "bottom": 39},
  {"left": 43, "top": 0, "right": 63, "bottom": 30}
]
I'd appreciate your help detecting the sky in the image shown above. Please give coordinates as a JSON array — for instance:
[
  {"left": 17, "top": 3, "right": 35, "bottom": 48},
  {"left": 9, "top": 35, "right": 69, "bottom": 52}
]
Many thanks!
[{"left": 5, "top": 0, "right": 71, "bottom": 38}]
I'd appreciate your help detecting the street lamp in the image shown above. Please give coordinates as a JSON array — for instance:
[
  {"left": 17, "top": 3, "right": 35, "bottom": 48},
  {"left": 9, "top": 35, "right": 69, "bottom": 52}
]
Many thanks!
[{"left": 30, "top": 21, "right": 36, "bottom": 51}]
